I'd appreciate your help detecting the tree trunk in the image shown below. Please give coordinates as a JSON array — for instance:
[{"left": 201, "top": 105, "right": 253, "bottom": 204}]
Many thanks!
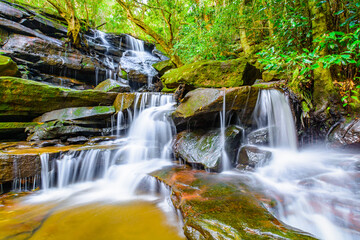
[
  {"left": 239, "top": 0, "right": 251, "bottom": 56},
  {"left": 308, "top": 0, "right": 336, "bottom": 111},
  {"left": 116, "top": 0, "right": 183, "bottom": 67}
]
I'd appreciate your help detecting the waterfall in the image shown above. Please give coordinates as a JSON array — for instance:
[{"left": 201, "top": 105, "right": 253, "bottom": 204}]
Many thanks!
[
  {"left": 252, "top": 89, "right": 297, "bottom": 150},
  {"left": 220, "top": 90, "right": 231, "bottom": 171},
  {"left": 33, "top": 93, "right": 176, "bottom": 204},
  {"left": 247, "top": 89, "right": 360, "bottom": 240}
]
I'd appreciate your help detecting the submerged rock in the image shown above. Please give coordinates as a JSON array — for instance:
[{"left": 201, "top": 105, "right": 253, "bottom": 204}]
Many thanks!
[
  {"left": 237, "top": 145, "right": 272, "bottom": 170},
  {"left": 174, "top": 126, "right": 243, "bottom": 171},
  {"left": 151, "top": 166, "right": 316, "bottom": 240},
  {"left": 0, "top": 55, "right": 20, "bottom": 77},
  {"left": 173, "top": 87, "right": 259, "bottom": 128},
  {"left": 94, "top": 79, "right": 130, "bottom": 92},
  {"left": 161, "top": 57, "right": 261, "bottom": 89},
  {"left": 34, "top": 106, "right": 115, "bottom": 123},
  {"left": 328, "top": 119, "right": 360, "bottom": 150},
  {"left": 0, "top": 77, "right": 117, "bottom": 121}
]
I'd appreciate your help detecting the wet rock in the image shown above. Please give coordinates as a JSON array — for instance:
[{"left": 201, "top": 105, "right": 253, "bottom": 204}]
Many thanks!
[
  {"left": 38, "top": 74, "right": 94, "bottom": 90},
  {"left": 0, "top": 17, "right": 62, "bottom": 45},
  {"left": 0, "top": 27, "right": 9, "bottom": 45},
  {"left": 151, "top": 166, "right": 316, "bottom": 240},
  {"left": 0, "top": 55, "right": 20, "bottom": 76},
  {"left": 173, "top": 86, "right": 259, "bottom": 128},
  {"left": 33, "top": 106, "right": 115, "bottom": 123},
  {"left": 0, "top": 2, "right": 28, "bottom": 21},
  {"left": 26, "top": 121, "right": 111, "bottom": 141},
  {"left": 174, "top": 126, "right": 243, "bottom": 171},
  {"left": 327, "top": 119, "right": 360, "bottom": 150},
  {"left": 2, "top": 34, "right": 106, "bottom": 85},
  {"left": 66, "top": 136, "right": 89, "bottom": 144},
  {"left": 247, "top": 127, "right": 270, "bottom": 146},
  {"left": 94, "top": 79, "right": 130, "bottom": 92},
  {"left": 161, "top": 56, "right": 261, "bottom": 89},
  {"left": 0, "top": 153, "right": 41, "bottom": 183},
  {"left": 0, "top": 77, "right": 118, "bottom": 121},
  {"left": 152, "top": 60, "right": 175, "bottom": 76},
  {"left": 128, "top": 70, "right": 148, "bottom": 84},
  {"left": 237, "top": 145, "right": 272, "bottom": 170},
  {"left": 113, "top": 93, "right": 136, "bottom": 112}
]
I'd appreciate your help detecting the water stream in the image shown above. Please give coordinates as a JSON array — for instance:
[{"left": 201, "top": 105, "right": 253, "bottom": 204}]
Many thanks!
[{"left": 244, "top": 89, "right": 360, "bottom": 240}]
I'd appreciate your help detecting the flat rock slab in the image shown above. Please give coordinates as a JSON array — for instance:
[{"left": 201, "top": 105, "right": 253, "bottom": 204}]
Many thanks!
[
  {"left": 34, "top": 106, "right": 115, "bottom": 122},
  {"left": 0, "top": 77, "right": 118, "bottom": 121},
  {"left": 151, "top": 166, "right": 316, "bottom": 240},
  {"left": 94, "top": 79, "right": 130, "bottom": 92}
]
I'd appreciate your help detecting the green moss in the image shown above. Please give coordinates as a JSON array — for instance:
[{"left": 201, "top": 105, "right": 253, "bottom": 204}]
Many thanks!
[
  {"left": 161, "top": 87, "right": 177, "bottom": 93},
  {"left": 161, "top": 57, "right": 261, "bottom": 89},
  {"left": 0, "top": 77, "right": 118, "bottom": 119},
  {"left": 0, "top": 56, "right": 20, "bottom": 77},
  {"left": 153, "top": 60, "right": 176, "bottom": 76}
]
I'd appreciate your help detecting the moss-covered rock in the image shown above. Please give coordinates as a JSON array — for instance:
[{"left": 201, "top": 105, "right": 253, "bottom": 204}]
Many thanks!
[
  {"left": 0, "top": 55, "right": 20, "bottom": 77},
  {"left": 153, "top": 60, "right": 176, "bottom": 76},
  {"left": 94, "top": 79, "right": 130, "bottom": 92},
  {"left": 174, "top": 126, "right": 243, "bottom": 171},
  {"left": 151, "top": 166, "right": 316, "bottom": 240},
  {"left": 113, "top": 93, "right": 136, "bottom": 112},
  {"left": 0, "top": 77, "right": 118, "bottom": 121},
  {"left": 34, "top": 106, "right": 115, "bottom": 123},
  {"left": 161, "top": 57, "right": 261, "bottom": 89},
  {"left": 173, "top": 86, "right": 260, "bottom": 128}
]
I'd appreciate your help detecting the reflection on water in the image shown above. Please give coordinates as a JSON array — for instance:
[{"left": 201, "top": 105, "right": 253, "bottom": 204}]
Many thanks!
[{"left": 0, "top": 196, "right": 185, "bottom": 240}]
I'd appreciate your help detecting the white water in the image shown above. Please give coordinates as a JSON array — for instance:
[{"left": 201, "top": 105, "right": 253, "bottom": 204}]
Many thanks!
[
  {"left": 25, "top": 94, "right": 178, "bottom": 221},
  {"left": 220, "top": 90, "right": 231, "bottom": 171},
  {"left": 120, "top": 35, "right": 159, "bottom": 87},
  {"left": 248, "top": 89, "right": 360, "bottom": 239}
]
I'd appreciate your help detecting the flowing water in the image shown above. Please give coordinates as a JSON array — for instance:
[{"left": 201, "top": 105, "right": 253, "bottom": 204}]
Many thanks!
[
  {"left": 245, "top": 89, "right": 360, "bottom": 240},
  {"left": 0, "top": 93, "right": 184, "bottom": 239}
]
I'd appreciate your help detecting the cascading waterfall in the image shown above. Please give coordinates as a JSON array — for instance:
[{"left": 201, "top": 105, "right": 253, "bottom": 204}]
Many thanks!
[
  {"left": 120, "top": 35, "right": 159, "bottom": 87},
  {"left": 248, "top": 89, "right": 360, "bottom": 240}
]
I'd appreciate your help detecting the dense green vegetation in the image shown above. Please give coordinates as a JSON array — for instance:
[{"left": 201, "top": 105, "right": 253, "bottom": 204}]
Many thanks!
[{"left": 12, "top": 0, "right": 360, "bottom": 112}]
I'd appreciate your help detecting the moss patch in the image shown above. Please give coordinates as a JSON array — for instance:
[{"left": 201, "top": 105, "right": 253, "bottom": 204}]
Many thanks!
[
  {"left": 161, "top": 57, "right": 261, "bottom": 89},
  {"left": 0, "top": 55, "right": 20, "bottom": 77}
]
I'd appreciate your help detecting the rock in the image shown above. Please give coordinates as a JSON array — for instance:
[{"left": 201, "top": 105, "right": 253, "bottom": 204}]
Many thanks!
[
  {"left": 94, "top": 79, "right": 130, "bottom": 92},
  {"left": 128, "top": 69, "right": 148, "bottom": 84},
  {"left": 161, "top": 57, "right": 261, "bottom": 89},
  {"left": 247, "top": 127, "right": 270, "bottom": 146},
  {"left": 26, "top": 121, "right": 111, "bottom": 141},
  {"left": 237, "top": 145, "right": 272, "bottom": 170},
  {"left": 151, "top": 166, "right": 316, "bottom": 240},
  {"left": 2, "top": 34, "right": 106, "bottom": 85},
  {"left": 0, "top": 17, "right": 62, "bottom": 45},
  {"left": 34, "top": 106, "right": 116, "bottom": 123},
  {"left": 0, "top": 27, "right": 9, "bottom": 45},
  {"left": 113, "top": 93, "right": 136, "bottom": 112},
  {"left": 262, "top": 70, "right": 286, "bottom": 82},
  {"left": 0, "top": 55, "right": 20, "bottom": 76},
  {"left": 152, "top": 60, "right": 175, "bottom": 76},
  {"left": 0, "top": 2, "right": 28, "bottom": 21},
  {"left": 0, "top": 77, "right": 118, "bottom": 121},
  {"left": 0, "top": 122, "right": 40, "bottom": 141},
  {"left": 173, "top": 86, "right": 259, "bottom": 128},
  {"left": 66, "top": 136, "right": 89, "bottom": 144},
  {"left": 174, "top": 126, "right": 243, "bottom": 171},
  {"left": 328, "top": 119, "right": 360, "bottom": 150}
]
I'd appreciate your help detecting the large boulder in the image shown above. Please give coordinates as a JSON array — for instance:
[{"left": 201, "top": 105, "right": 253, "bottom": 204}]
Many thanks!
[
  {"left": 161, "top": 57, "right": 261, "bottom": 89},
  {"left": 247, "top": 127, "right": 270, "bottom": 146},
  {"left": 113, "top": 93, "right": 136, "bottom": 112},
  {"left": 0, "top": 55, "right": 20, "bottom": 76},
  {"left": 94, "top": 79, "right": 130, "bottom": 92},
  {"left": 0, "top": 77, "right": 118, "bottom": 121},
  {"left": 173, "top": 86, "right": 259, "bottom": 128},
  {"left": 327, "top": 119, "right": 360, "bottom": 150},
  {"left": 174, "top": 126, "right": 243, "bottom": 171},
  {"left": 33, "top": 106, "right": 116, "bottom": 123},
  {"left": 151, "top": 166, "right": 316, "bottom": 240}
]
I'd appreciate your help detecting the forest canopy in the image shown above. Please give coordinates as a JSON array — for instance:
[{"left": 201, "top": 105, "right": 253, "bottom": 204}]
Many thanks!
[{"left": 12, "top": 0, "right": 360, "bottom": 111}]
